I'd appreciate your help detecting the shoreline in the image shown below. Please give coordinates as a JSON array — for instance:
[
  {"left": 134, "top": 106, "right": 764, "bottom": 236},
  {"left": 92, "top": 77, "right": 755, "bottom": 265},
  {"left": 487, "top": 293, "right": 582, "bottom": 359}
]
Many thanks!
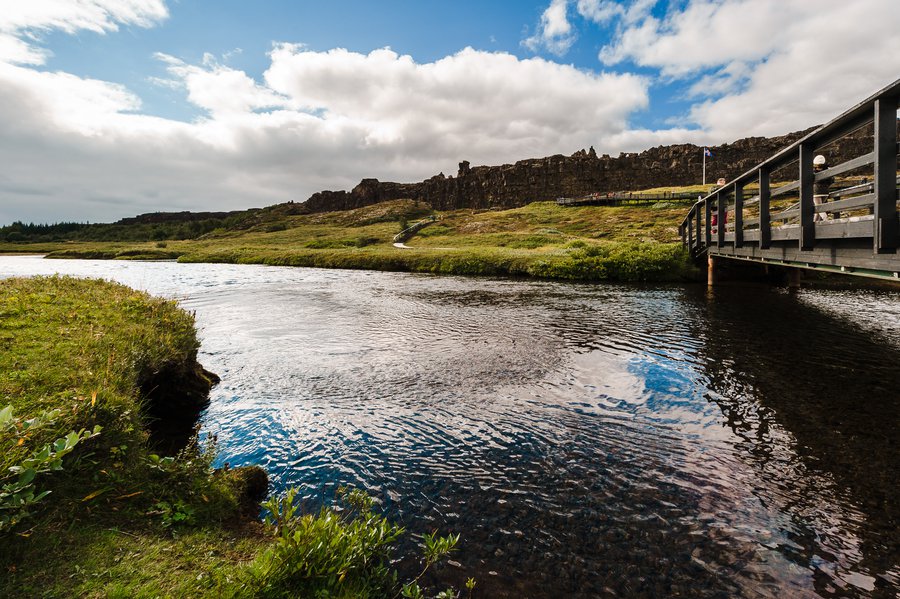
[
  {"left": 0, "top": 275, "right": 471, "bottom": 598},
  {"left": 12, "top": 242, "right": 699, "bottom": 283}
]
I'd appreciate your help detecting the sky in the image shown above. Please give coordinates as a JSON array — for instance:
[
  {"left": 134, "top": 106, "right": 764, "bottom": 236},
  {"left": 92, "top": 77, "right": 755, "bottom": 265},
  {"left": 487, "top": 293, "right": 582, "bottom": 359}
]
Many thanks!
[{"left": 1, "top": 0, "right": 899, "bottom": 225}]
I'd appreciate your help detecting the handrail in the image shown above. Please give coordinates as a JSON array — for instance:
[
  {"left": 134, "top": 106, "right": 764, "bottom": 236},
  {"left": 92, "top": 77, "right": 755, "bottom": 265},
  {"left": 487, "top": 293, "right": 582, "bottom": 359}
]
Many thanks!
[{"left": 680, "top": 77, "right": 900, "bottom": 256}]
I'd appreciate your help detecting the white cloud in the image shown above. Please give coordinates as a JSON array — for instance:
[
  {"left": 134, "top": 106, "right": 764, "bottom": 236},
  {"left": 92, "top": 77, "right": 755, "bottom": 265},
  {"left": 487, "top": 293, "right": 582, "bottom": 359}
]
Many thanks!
[
  {"left": 0, "top": 0, "right": 167, "bottom": 33},
  {"left": 523, "top": 0, "right": 577, "bottom": 56},
  {"left": 0, "top": 33, "right": 48, "bottom": 65},
  {"left": 0, "top": 35, "right": 653, "bottom": 223},
  {"left": 3, "top": 0, "right": 898, "bottom": 225},
  {"left": 155, "top": 52, "right": 287, "bottom": 118},
  {"left": 598, "top": 0, "right": 900, "bottom": 137},
  {"left": 0, "top": 0, "right": 168, "bottom": 66},
  {"left": 575, "top": 0, "right": 623, "bottom": 24}
]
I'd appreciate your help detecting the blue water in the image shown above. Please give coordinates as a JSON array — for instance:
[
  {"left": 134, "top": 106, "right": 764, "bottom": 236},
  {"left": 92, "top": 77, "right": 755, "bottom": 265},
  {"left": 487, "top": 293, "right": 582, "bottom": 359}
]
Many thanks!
[{"left": 2, "top": 255, "right": 899, "bottom": 598}]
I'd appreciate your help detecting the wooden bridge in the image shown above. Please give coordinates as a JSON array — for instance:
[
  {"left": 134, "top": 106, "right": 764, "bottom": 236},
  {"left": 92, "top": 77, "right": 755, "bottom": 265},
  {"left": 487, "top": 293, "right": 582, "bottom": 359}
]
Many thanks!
[
  {"left": 559, "top": 190, "right": 698, "bottom": 207},
  {"left": 679, "top": 77, "right": 900, "bottom": 283}
]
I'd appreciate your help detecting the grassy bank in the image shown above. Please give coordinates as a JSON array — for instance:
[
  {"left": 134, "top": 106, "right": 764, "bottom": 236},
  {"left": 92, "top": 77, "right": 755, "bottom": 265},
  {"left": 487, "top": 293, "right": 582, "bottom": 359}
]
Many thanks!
[
  {"left": 0, "top": 277, "right": 466, "bottom": 598},
  {"left": 0, "top": 200, "right": 699, "bottom": 282}
]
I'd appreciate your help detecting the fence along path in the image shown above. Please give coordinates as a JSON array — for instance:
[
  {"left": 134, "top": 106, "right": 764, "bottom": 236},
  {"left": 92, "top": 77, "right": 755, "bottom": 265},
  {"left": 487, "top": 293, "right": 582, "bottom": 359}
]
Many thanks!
[{"left": 679, "top": 78, "right": 900, "bottom": 281}]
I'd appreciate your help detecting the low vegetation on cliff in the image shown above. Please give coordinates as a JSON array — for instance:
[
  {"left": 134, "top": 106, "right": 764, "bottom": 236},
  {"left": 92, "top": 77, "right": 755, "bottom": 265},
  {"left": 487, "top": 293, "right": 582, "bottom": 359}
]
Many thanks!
[
  {"left": 0, "top": 199, "right": 699, "bottom": 282},
  {"left": 0, "top": 276, "right": 465, "bottom": 598}
]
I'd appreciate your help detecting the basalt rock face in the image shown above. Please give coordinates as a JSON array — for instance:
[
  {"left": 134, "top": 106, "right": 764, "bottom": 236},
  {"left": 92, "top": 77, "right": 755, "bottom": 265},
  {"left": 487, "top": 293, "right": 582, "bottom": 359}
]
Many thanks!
[{"left": 299, "top": 126, "right": 881, "bottom": 214}]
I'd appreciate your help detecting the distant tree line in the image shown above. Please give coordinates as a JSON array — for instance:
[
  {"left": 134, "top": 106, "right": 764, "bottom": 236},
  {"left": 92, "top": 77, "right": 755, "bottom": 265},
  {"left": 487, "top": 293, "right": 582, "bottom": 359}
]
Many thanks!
[{"left": 0, "top": 214, "right": 250, "bottom": 243}]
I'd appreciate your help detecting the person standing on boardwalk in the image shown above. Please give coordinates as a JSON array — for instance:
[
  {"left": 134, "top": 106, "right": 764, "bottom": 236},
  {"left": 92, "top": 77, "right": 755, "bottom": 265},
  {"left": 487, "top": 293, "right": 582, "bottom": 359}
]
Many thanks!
[{"left": 813, "top": 154, "right": 833, "bottom": 221}]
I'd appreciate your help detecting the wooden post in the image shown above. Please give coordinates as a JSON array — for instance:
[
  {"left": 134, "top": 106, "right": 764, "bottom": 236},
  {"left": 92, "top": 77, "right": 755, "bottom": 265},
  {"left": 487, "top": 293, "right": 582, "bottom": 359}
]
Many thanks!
[
  {"left": 787, "top": 267, "right": 801, "bottom": 289},
  {"left": 759, "top": 167, "right": 771, "bottom": 249},
  {"left": 687, "top": 208, "right": 694, "bottom": 250},
  {"left": 873, "top": 97, "right": 898, "bottom": 253},
  {"left": 707, "top": 254, "right": 716, "bottom": 286},
  {"left": 799, "top": 143, "right": 815, "bottom": 250},
  {"left": 734, "top": 182, "right": 744, "bottom": 248},
  {"left": 705, "top": 199, "right": 712, "bottom": 247},
  {"left": 716, "top": 191, "right": 725, "bottom": 247},
  {"left": 695, "top": 204, "right": 702, "bottom": 250}
]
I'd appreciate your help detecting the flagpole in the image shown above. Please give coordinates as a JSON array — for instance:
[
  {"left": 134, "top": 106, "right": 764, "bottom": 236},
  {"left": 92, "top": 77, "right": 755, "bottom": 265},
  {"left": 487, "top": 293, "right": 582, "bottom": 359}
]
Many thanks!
[{"left": 702, "top": 147, "right": 706, "bottom": 186}]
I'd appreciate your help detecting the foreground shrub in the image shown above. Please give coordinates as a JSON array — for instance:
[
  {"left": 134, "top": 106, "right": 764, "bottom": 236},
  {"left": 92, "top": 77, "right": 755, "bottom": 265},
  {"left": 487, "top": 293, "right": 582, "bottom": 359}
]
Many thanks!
[{"left": 243, "top": 487, "right": 466, "bottom": 599}]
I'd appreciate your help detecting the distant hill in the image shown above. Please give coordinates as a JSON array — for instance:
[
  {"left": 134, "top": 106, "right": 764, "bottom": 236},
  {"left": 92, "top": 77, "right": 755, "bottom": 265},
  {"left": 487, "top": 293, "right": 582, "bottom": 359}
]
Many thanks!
[
  {"left": 1, "top": 124, "right": 882, "bottom": 243},
  {"left": 299, "top": 125, "right": 881, "bottom": 214}
]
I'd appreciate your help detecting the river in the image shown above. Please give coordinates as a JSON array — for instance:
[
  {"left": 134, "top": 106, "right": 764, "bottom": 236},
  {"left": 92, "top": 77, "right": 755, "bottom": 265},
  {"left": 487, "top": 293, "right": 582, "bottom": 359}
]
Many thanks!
[{"left": 1, "top": 255, "right": 898, "bottom": 598}]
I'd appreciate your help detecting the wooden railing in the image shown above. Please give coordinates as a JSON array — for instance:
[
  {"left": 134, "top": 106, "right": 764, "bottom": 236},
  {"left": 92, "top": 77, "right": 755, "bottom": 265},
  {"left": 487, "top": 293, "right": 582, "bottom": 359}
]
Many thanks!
[{"left": 680, "top": 78, "right": 900, "bottom": 268}]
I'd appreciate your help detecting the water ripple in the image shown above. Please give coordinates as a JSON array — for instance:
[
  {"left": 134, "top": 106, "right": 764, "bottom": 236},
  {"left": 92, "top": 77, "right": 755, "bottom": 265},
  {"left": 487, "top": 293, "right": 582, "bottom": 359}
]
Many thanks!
[{"left": 2, "top": 257, "right": 898, "bottom": 597}]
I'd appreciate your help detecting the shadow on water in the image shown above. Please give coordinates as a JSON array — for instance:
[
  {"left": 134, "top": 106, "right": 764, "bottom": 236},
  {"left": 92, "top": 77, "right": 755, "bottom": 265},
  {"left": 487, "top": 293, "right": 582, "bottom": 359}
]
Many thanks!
[
  {"left": 690, "top": 284, "right": 900, "bottom": 597},
  {"left": 2, "top": 258, "right": 897, "bottom": 598}
]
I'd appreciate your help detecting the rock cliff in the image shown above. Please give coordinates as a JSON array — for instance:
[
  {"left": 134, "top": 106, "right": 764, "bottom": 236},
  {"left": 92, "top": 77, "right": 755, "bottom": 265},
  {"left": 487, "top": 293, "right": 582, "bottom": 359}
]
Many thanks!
[{"left": 299, "top": 125, "right": 881, "bottom": 214}]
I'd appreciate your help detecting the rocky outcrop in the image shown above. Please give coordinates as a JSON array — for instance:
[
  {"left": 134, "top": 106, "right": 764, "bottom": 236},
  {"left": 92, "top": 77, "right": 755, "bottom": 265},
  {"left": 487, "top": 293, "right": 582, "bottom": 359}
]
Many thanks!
[
  {"left": 299, "top": 125, "right": 885, "bottom": 214},
  {"left": 141, "top": 356, "right": 220, "bottom": 454}
]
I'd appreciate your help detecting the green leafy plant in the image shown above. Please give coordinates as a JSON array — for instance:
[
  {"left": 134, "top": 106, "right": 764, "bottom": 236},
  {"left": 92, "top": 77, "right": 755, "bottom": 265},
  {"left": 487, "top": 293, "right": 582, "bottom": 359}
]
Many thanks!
[
  {"left": 150, "top": 499, "right": 196, "bottom": 528},
  {"left": 244, "top": 487, "right": 470, "bottom": 599},
  {"left": 146, "top": 453, "right": 175, "bottom": 472},
  {"left": 0, "top": 405, "right": 101, "bottom": 531}
]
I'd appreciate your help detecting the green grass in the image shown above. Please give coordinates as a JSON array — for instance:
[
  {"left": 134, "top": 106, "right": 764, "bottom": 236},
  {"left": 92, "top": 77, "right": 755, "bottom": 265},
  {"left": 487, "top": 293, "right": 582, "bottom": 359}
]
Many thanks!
[
  {"left": 0, "top": 276, "right": 268, "bottom": 597},
  {"left": 0, "top": 198, "right": 699, "bottom": 282},
  {"left": 0, "top": 276, "right": 469, "bottom": 598}
]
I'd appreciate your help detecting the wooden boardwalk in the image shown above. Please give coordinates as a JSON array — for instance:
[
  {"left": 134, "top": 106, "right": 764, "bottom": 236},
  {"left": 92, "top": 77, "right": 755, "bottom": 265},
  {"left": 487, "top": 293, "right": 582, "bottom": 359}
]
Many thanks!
[
  {"left": 558, "top": 191, "right": 698, "bottom": 207},
  {"left": 679, "top": 78, "right": 900, "bottom": 281}
]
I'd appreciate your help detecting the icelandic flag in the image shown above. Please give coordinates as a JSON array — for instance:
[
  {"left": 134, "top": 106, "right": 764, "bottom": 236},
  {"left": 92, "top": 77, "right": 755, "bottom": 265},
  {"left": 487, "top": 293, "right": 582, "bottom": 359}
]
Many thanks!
[{"left": 703, "top": 147, "right": 712, "bottom": 157}]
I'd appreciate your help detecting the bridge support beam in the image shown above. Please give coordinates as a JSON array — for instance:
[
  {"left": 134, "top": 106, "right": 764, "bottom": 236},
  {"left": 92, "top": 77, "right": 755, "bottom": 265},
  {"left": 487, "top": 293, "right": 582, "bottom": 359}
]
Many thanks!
[
  {"left": 787, "top": 267, "right": 802, "bottom": 290},
  {"left": 707, "top": 254, "right": 717, "bottom": 286}
]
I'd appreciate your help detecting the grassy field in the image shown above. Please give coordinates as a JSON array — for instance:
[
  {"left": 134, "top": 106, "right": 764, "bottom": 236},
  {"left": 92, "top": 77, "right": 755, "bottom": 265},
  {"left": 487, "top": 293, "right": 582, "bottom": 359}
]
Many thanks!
[
  {"left": 0, "top": 277, "right": 464, "bottom": 598},
  {"left": 0, "top": 200, "right": 699, "bottom": 282}
]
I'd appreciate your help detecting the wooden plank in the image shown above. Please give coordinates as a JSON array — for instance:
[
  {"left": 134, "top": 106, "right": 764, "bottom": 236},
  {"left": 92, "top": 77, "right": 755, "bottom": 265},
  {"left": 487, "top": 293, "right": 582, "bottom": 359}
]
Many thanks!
[
  {"left": 759, "top": 167, "right": 771, "bottom": 249},
  {"left": 709, "top": 233, "right": 900, "bottom": 274},
  {"left": 773, "top": 207, "right": 800, "bottom": 220},
  {"left": 874, "top": 97, "right": 898, "bottom": 253},
  {"left": 741, "top": 194, "right": 761, "bottom": 207},
  {"left": 734, "top": 182, "right": 744, "bottom": 248},
  {"left": 743, "top": 230, "right": 760, "bottom": 241},
  {"left": 830, "top": 182, "right": 874, "bottom": 198},
  {"left": 771, "top": 180, "right": 800, "bottom": 198},
  {"left": 799, "top": 143, "right": 815, "bottom": 250},
  {"left": 816, "top": 151, "right": 875, "bottom": 180},
  {"left": 814, "top": 220, "right": 874, "bottom": 239},
  {"left": 813, "top": 193, "right": 874, "bottom": 213},
  {"left": 771, "top": 227, "right": 800, "bottom": 241}
]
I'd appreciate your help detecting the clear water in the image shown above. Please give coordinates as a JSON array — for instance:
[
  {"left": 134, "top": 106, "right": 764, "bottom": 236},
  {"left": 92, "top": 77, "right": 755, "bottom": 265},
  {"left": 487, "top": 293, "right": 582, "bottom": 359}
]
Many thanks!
[{"left": 2, "top": 255, "right": 899, "bottom": 598}]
